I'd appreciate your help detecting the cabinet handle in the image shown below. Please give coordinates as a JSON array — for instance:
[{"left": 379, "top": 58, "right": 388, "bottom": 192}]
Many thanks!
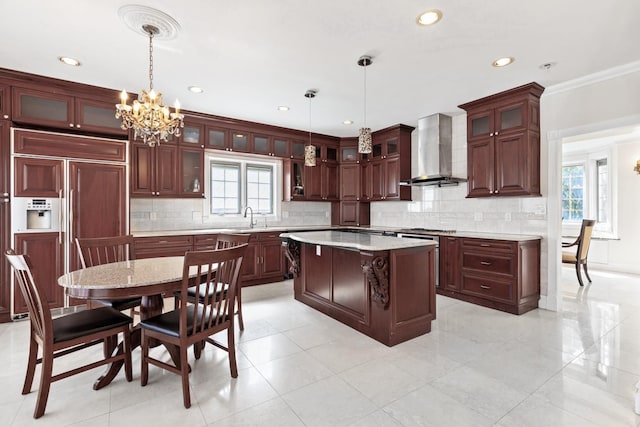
[
  {"left": 58, "top": 189, "right": 63, "bottom": 244},
  {"left": 69, "top": 189, "right": 74, "bottom": 243},
  {"left": 480, "top": 261, "right": 492, "bottom": 266},
  {"left": 480, "top": 285, "right": 491, "bottom": 290},
  {"left": 480, "top": 244, "right": 491, "bottom": 247}
]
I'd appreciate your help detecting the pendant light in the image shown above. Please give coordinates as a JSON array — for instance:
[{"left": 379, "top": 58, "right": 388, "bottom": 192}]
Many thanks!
[
  {"left": 304, "top": 89, "right": 317, "bottom": 167},
  {"left": 357, "top": 55, "right": 372, "bottom": 154}
]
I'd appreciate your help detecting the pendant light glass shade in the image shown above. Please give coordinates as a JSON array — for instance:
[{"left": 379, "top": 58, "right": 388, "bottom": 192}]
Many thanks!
[
  {"left": 304, "top": 144, "right": 316, "bottom": 167},
  {"left": 357, "top": 55, "right": 373, "bottom": 154},
  {"left": 358, "top": 128, "right": 372, "bottom": 154},
  {"left": 304, "top": 89, "right": 317, "bottom": 167}
]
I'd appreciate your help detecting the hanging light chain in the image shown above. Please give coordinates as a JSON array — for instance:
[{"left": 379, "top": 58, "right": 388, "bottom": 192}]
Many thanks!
[{"left": 148, "top": 27, "right": 155, "bottom": 91}]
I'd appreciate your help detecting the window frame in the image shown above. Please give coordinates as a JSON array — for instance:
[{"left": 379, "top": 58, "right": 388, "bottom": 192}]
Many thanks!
[
  {"left": 203, "top": 150, "right": 282, "bottom": 224},
  {"left": 562, "top": 146, "right": 616, "bottom": 238}
]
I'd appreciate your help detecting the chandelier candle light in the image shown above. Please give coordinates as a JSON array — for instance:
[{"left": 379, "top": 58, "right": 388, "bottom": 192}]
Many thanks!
[
  {"left": 304, "top": 89, "right": 317, "bottom": 167},
  {"left": 115, "top": 24, "right": 184, "bottom": 146},
  {"left": 357, "top": 55, "right": 372, "bottom": 154}
]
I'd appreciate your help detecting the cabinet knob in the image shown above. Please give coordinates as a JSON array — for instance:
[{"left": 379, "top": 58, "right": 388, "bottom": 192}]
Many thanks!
[
  {"left": 494, "top": 190, "right": 499, "bottom": 194},
  {"left": 69, "top": 123, "right": 74, "bottom": 128},
  {"left": 495, "top": 131, "right": 499, "bottom": 136},
  {"left": 76, "top": 124, "right": 81, "bottom": 128},
  {"left": 2, "top": 114, "right": 8, "bottom": 119}
]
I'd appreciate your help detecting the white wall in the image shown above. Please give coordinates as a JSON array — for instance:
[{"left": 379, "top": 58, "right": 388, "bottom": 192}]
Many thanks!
[{"left": 542, "top": 62, "right": 640, "bottom": 310}]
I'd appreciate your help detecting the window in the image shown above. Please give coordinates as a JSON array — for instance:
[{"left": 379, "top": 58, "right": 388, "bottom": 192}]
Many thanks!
[
  {"left": 561, "top": 148, "right": 614, "bottom": 236},
  {"left": 210, "top": 162, "right": 240, "bottom": 214},
  {"left": 246, "top": 165, "right": 273, "bottom": 213},
  {"left": 596, "top": 159, "right": 608, "bottom": 223},
  {"left": 562, "top": 164, "right": 584, "bottom": 221},
  {"left": 207, "top": 153, "right": 280, "bottom": 217}
]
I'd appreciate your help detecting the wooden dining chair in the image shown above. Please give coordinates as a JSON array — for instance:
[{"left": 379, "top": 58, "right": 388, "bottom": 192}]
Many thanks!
[
  {"left": 5, "top": 249, "right": 133, "bottom": 419},
  {"left": 562, "top": 219, "right": 596, "bottom": 286},
  {"left": 140, "top": 244, "right": 247, "bottom": 408},
  {"left": 75, "top": 235, "right": 142, "bottom": 316}
]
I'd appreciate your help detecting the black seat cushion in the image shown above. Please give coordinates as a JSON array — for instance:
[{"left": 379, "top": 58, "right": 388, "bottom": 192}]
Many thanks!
[
  {"left": 140, "top": 305, "right": 226, "bottom": 338},
  {"left": 94, "top": 297, "right": 142, "bottom": 312},
  {"left": 52, "top": 307, "right": 132, "bottom": 344}
]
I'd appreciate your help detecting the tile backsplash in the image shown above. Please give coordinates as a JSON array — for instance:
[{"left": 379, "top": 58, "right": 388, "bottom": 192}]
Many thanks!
[{"left": 130, "top": 199, "right": 332, "bottom": 232}]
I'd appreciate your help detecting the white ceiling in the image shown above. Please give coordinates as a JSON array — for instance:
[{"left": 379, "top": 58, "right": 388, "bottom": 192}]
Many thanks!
[{"left": 2, "top": 0, "right": 639, "bottom": 137}]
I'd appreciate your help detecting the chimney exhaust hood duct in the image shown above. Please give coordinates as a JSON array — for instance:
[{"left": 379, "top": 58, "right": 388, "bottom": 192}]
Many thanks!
[{"left": 403, "top": 113, "right": 466, "bottom": 187}]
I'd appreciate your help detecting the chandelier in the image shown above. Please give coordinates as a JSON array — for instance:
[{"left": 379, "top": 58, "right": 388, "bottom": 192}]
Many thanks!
[
  {"left": 115, "top": 24, "right": 184, "bottom": 146},
  {"left": 304, "top": 89, "right": 317, "bottom": 167},
  {"left": 357, "top": 55, "right": 372, "bottom": 154}
]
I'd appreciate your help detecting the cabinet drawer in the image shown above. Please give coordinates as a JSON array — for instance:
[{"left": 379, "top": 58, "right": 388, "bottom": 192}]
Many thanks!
[
  {"left": 461, "top": 274, "right": 513, "bottom": 303},
  {"left": 135, "top": 235, "right": 193, "bottom": 258},
  {"left": 462, "top": 252, "right": 513, "bottom": 275},
  {"left": 256, "top": 232, "right": 281, "bottom": 241},
  {"left": 194, "top": 234, "right": 218, "bottom": 250},
  {"left": 462, "top": 238, "right": 515, "bottom": 253}
]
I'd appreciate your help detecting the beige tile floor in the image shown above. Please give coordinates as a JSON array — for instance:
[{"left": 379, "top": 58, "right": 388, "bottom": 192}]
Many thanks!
[{"left": 2, "top": 266, "right": 640, "bottom": 426}]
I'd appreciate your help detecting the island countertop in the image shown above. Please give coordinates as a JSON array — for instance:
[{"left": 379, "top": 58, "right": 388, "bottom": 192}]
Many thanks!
[{"left": 280, "top": 230, "right": 437, "bottom": 251}]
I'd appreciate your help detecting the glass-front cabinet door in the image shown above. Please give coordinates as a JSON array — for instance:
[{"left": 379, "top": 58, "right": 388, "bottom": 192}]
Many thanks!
[
  {"left": 206, "top": 126, "right": 228, "bottom": 150},
  {"left": 467, "top": 109, "right": 494, "bottom": 141},
  {"left": 496, "top": 101, "right": 526, "bottom": 134},
  {"left": 12, "top": 87, "right": 74, "bottom": 129},
  {"left": 231, "top": 131, "right": 250, "bottom": 152},
  {"left": 273, "top": 138, "right": 289, "bottom": 158},
  {"left": 252, "top": 134, "right": 273, "bottom": 156},
  {"left": 75, "top": 97, "right": 128, "bottom": 136},
  {"left": 179, "top": 147, "right": 204, "bottom": 197},
  {"left": 291, "top": 141, "right": 305, "bottom": 159},
  {"left": 181, "top": 121, "right": 205, "bottom": 147}
]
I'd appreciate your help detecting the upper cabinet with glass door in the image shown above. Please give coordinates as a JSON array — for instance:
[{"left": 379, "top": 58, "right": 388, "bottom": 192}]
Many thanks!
[{"left": 11, "top": 86, "right": 128, "bottom": 136}]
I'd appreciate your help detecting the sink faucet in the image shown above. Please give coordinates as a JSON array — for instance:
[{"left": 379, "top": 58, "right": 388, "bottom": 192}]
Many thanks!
[{"left": 243, "top": 206, "right": 257, "bottom": 228}]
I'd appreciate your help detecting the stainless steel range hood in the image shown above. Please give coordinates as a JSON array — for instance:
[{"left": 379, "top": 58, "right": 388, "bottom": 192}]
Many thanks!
[{"left": 402, "top": 113, "right": 466, "bottom": 187}]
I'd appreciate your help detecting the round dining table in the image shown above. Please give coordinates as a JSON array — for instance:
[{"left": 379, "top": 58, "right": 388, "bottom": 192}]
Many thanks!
[{"left": 58, "top": 256, "right": 202, "bottom": 390}]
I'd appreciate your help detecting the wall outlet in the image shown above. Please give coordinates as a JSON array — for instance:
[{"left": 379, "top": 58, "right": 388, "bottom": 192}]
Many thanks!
[{"left": 474, "top": 212, "right": 483, "bottom": 221}]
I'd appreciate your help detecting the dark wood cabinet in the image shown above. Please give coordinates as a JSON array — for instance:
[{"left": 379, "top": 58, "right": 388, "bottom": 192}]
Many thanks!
[
  {"left": 340, "top": 163, "right": 361, "bottom": 201},
  {"left": 0, "top": 84, "right": 9, "bottom": 120},
  {"left": 0, "top": 121, "right": 10, "bottom": 322},
  {"left": 437, "top": 236, "right": 540, "bottom": 315},
  {"left": 305, "top": 143, "right": 339, "bottom": 201},
  {"left": 13, "top": 233, "right": 65, "bottom": 314},
  {"left": 242, "top": 232, "right": 286, "bottom": 285},
  {"left": 459, "top": 82, "right": 544, "bottom": 198},
  {"left": 331, "top": 201, "right": 370, "bottom": 227},
  {"left": 179, "top": 147, "right": 204, "bottom": 197},
  {"left": 362, "top": 125, "right": 413, "bottom": 201},
  {"left": 439, "top": 236, "right": 461, "bottom": 291},
  {"left": 14, "top": 157, "right": 63, "bottom": 198},
  {"left": 283, "top": 159, "right": 306, "bottom": 201},
  {"left": 11, "top": 86, "right": 126, "bottom": 136},
  {"left": 131, "top": 142, "right": 179, "bottom": 197},
  {"left": 135, "top": 235, "right": 195, "bottom": 258}
]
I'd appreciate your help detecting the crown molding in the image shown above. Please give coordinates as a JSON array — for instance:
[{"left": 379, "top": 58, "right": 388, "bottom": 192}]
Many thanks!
[{"left": 544, "top": 60, "right": 640, "bottom": 96}]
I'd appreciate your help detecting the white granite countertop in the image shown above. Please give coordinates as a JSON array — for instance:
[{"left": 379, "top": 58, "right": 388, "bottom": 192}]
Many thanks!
[
  {"left": 280, "top": 230, "right": 437, "bottom": 251},
  {"left": 132, "top": 226, "right": 541, "bottom": 242}
]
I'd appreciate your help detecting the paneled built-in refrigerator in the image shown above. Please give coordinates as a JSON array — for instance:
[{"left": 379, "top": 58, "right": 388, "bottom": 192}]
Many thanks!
[{"left": 10, "top": 128, "right": 128, "bottom": 317}]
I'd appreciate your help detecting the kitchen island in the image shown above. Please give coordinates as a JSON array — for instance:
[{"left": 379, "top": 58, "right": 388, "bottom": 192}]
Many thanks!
[{"left": 281, "top": 231, "right": 437, "bottom": 346}]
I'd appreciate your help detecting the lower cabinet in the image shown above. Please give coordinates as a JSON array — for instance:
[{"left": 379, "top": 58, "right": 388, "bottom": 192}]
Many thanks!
[
  {"left": 134, "top": 231, "right": 286, "bottom": 286},
  {"left": 241, "top": 232, "right": 286, "bottom": 285},
  {"left": 135, "top": 235, "right": 194, "bottom": 258},
  {"left": 13, "top": 232, "right": 64, "bottom": 314},
  {"left": 437, "top": 237, "right": 540, "bottom": 314}
]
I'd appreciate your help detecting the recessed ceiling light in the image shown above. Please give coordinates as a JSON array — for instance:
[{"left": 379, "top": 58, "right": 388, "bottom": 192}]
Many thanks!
[
  {"left": 58, "top": 56, "right": 81, "bottom": 66},
  {"left": 416, "top": 9, "right": 442, "bottom": 26},
  {"left": 277, "top": 106, "right": 290, "bottom": 111},
  {"left": 492, "top": 57, "right": 515, "bottom": 67},
  {"left": 343, "top": 120, "right": 353, "bottom": 125},
  {"left": 188, "top": 86, "right": 204, "bottom": 93}
]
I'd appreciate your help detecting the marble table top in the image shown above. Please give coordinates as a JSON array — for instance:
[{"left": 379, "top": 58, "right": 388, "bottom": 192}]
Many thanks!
[{"left": 58, "top": 256, "right": 191, "bottom": 290}]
